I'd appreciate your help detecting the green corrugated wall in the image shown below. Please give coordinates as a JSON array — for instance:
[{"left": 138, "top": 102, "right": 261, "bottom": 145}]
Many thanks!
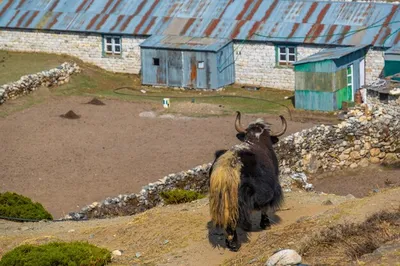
[
  {"left": 295, "top": 86, "right": 351, "bottom": 111},
  {"left": 384, "top": 60, "right": 400, "bottom": 80}
]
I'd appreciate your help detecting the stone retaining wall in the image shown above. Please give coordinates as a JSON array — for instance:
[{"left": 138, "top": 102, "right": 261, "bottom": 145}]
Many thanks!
[
  {"left": 65, "top": 103, "right": 399, "bottom": 221},
  {"left": 0, "top": 62, "right": 80, "bottom": 104}
]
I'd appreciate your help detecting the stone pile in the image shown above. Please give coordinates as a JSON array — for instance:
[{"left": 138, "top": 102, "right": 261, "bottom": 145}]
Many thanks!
[
  {"left": 0, "top": 62, "right": 80, "bottom": 104},
  {"left": 65, "top": 103, "right": 399, "bottom": 221}
]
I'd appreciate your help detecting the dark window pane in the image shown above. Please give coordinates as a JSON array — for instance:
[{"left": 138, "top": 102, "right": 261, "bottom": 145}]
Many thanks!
[
  {"left": 280, "top": 54, "right": 286, "bottom": 61},
  {"left": 106, "top": 37, "right": 112, "bottom": 44},
  {"left": 288, "top": 47, "right": 295, "bottom": 53},
  {"left": 114, "top": 38, "right": 120, "bottom": 44},
  {"left": 153, "top": 58, "right": 160, "bottom": 66},
  {"left": 114, "top": 46, "right": 121, "bottom": 53},
  {"left": 106, "top": 45, "right": 113, "bottom": 52},
  {"left": 289, "top": 55, "right": 295, "bottom": 62},
  {"left": 279, "top": 47, "right": 286, "bottom": 53}
]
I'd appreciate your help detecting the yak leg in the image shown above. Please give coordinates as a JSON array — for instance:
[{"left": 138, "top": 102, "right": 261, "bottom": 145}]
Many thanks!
[
  {"left": 225, "top": 225, "right": 239, "bottom": 252},
  {"left": 260, "top": 209, "right": 271, "bottom": 230}
]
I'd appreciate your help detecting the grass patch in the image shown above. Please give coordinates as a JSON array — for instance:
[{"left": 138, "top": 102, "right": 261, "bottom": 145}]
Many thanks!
[
  {"left": 299, "top": 208, "right": 400, "bottom": 263},
  {"left": 0, "top": 192, "right": 53, "bottom": 221},
  {"left": 0, "top": 241, "right": 111, "bottom": 266},
  {"left": 160, "top": 189, "right": 205, "bottom": 205},
  {"left": 0, "top": 51, "right": 70, "bottom": 85}
]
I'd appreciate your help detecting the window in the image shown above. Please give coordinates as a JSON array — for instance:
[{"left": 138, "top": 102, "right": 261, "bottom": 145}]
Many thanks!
[
  {"left": 277, "top": 46, "right": 296, "bottom": 66},
  {"left": 347, "top": 64, "right": 354, "bottom": 100},
  {"left": 153, "top": 58, "right": 160, "bottom": 66},
  {"left": 104, "top": 36, "right": 121, "bottom": 55},
  {"left": 198, "top": 61, "right": 204, "bottom": 69}
]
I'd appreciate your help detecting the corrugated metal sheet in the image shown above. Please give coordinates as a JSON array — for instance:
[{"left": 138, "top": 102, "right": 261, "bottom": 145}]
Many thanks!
[
  {"left": 0, "top": 0, "right": 399, "bottom": 48},
  {"left": 294, "top": 45, "right": 369, "bottom": 65},
  {"left": 386, "top": 44, "right": 400, "bottom": 55},
  {"left": 140, "top": 35, "right": 231, "bottom": 52}
]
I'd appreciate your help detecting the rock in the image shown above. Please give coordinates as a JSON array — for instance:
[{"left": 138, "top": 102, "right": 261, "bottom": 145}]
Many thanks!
[
  {"left": 135, "top": 252, "right": 142, "bottom": 258},
  {"left": 378, "top": 152, "right": 386, "bottom": 159},
  {"left": 350, "top": 151, "right": 361, "bottom": 160},
  {"left": 350, "top": 163, "right": 358, "bottom": 169},
  {"left": 265, "top": 249, "right": 302, "bottom": 266},
  {"left": 370, "top": 148, "right": 381, "bottom": 157},
  {"left": 364, "top": 142, "right": 372, "bottom": 150},
  {"left": 359, "top": 158, "right": 369, "bottom": 167},
  {"left": 68, "top": 229, "right": 75, "bottom": 233},
  {"left": 346, "top": 194, "right": 356, "bottom": 199},
  {"left": 383, "top": 153, "right": 398, "bottom": 164},
  {"left": 339, "top": 154, "right": 349, "bottom": 161},
  {"left": 370, "top": 157, "right": 381, "bottom": 164},
  {"left": 112, "top": 250, "right": 122, "bottom": 256},
  {"left": 322, "top": 199, "right": 333, "bottom": 205}
]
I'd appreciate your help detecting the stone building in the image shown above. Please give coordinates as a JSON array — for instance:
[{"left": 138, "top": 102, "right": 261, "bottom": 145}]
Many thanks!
[{"left": 0, "top": 0, "right": 399, "bottom": 91}]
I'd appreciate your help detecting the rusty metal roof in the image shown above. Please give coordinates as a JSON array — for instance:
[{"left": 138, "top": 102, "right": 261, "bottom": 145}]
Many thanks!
[
  {"left": 0, "top": 0, "right": 399, "bottom": 48},
  {"left": 140, "top": 35, "right": 231, "bottom": 52},
  {"left": 294, "top": 44, "right": 370, "bottom": 64}
]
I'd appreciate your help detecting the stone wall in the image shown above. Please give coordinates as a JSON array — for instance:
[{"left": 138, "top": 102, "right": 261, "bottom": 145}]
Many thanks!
[
  {"left": 66, "top": 103, "right": 399, "bottom": 221},
  {"left": 0, "top": 29, "right": 387, "bottom": 91},
  {"left": 0, "top": 29, "right": 144, "bottom": 74},
  {"left": 0, "top": 62, "right": 80, "bottom": 104},
  {"left": 365, "top": 49, "right": 385, "bottom": 85},
  {"left": 233, "top": 43, "right": 322, "bottom": 90}
]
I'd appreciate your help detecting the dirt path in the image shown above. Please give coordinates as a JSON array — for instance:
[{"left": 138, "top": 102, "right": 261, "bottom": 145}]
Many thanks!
[
  {"left": 0, "top": 96, "right": 318, "bottom": 218},
  {"left": 1, "top": 188, "right": 399, "bottom": 265},
  {"left": 0, "top": 190, "right": 349, "bottom": 265}
]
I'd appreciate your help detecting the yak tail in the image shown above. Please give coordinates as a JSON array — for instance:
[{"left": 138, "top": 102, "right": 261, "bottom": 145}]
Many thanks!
[{"left": 209, "top": 150, "right": 241, "bottom": 229}]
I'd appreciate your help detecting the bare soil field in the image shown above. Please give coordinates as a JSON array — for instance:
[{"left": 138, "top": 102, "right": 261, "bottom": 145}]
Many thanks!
[{"left": 0, "top": 95, "right": 318, "bottom": 218}]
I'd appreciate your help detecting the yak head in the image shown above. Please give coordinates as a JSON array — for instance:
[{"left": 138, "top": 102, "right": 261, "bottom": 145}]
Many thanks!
[{"left": 234, "top": 111, "right": 287, "bottom": 146}]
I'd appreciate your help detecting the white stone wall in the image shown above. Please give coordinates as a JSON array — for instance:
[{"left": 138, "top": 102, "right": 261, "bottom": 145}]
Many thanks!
[
  {"left": 0, "top": 29, "right": 144, "bottom": 74},
  {"left": 365, "top": 49, "right": 385, "bottom": 85},
  {"left": 234, "top": 43, "right": 322, "bottom": 90}
]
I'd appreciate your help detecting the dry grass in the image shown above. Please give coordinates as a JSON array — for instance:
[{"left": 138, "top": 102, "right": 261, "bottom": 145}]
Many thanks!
[{"left": 299, "top": 208, "right": 400, "bottom": 264}]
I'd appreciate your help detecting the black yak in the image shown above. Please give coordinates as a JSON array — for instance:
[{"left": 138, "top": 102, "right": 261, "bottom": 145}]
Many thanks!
[{"left": 209, "top": 111, "right": 287, "bottom": 251}]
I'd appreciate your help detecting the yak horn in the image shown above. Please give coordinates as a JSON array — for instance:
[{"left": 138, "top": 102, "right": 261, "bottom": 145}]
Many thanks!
[
  {"left": 271, "top": 115, "right": 287, "bottom": 137},
  {"left": 235, "top": 111, "right": 246, "bottom": 133}
]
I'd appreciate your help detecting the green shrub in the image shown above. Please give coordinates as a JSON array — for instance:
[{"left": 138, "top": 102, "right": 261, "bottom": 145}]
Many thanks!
[
  {"left": 0, "top": 241, "right": 111, "bottom": 266},
  {"left": 0, "top": 192, "right": 53, "bottom": 220},
  {"left": 160, "top": 189, "right": 205, "bottom": 204}
]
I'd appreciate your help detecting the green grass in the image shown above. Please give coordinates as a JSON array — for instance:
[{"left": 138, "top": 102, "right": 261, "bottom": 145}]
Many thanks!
[
  {"left": 160, "top": 189, "right": 205, "bottom": 205},
  {"left": 0, "top": 51, "right": 70, "bottom": 85},
  {"left": 0, "top": 192, "right": 53, "bottom": 221},
  {"left": 0, "top": 241, "right": 111, "bottom": 266},
  {"left": 0, "top": 50, "right": 295, "bottom": 116}
]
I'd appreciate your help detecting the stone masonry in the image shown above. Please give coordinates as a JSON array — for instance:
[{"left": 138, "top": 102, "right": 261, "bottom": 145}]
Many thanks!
[
  {"left": 0, "top": 29, "right": 144, "bottom": 74},
  {"left": 0, "top": 29, "right": 387, "bottom": 91}
]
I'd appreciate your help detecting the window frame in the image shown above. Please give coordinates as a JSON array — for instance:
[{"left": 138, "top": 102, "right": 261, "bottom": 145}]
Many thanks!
[
  {"left": 197, "top": 61, "right": 205, "bottom": 69},
  {"left": 276, "top": 45, "right": 297, "bottom": 67},
  {"left": 103, "top": 35, "right": 122, "bottom": 56}
]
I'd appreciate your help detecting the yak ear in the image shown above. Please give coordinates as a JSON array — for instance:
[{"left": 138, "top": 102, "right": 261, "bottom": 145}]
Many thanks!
[
  {"left": 236, "top": 132, "right": 245, "bottom": 141},
  {"left": 271, "top": 136, "right": 279, "bottom": 144}
]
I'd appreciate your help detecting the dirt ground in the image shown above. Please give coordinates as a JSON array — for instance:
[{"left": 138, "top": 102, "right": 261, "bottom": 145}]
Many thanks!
[
  {"left": 0, "top": 187, "right": 398, "bottom": 266},
  {"left": 0, "top": 96, "right": 318, "bottom": 218},
  {"left": 311, "top": 165, "right": 400, "bottom": 198}
]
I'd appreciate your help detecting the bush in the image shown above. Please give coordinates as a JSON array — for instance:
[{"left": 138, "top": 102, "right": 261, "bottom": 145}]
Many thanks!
[
  {"left": 160, "top": 189, "right": 205, "bottom": 204},
  {"left": 0, "top": 241, "right": 111, "bottom": 266},
  {"left": 0, "top": 192, "right": 53, "bottom": 220}
]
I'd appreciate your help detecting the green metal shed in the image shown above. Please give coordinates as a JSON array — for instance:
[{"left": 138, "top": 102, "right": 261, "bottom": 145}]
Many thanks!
[
  {"left": 294, "top": 45, "right": 369, "bottom": 111},
  {"left": 384, "top": 45, "right": 400, "bottom": 80}
]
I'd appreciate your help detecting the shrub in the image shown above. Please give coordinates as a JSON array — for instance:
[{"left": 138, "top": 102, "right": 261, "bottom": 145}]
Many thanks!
[
  {"left": 0, "top": 192, "right": 53, "bottom": 220},
  {"left": 0, "top": 241, "right": 111, "bottom": 266},
  {"left": 160, "top": 189, "right": 205, "bottom": 204}
]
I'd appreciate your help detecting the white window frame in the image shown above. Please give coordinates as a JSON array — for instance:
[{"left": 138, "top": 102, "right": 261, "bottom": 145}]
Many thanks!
[
  {"left": 197, "top": 61, "right": 205, "bottom": 69},
  {"left": 277, "top": 46, "right": 296, "bottom": 66},
  {"left": 104, "top": 36, "right": 121, "bottom": 55},
  {"left": 347, "top": 64, "right": 354, "bottom": 101}
]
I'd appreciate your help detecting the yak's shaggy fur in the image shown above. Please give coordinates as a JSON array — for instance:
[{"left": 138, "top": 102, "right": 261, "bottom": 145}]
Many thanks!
[{"left": 209, "top": 150, "right": 242, "bottom": 229}]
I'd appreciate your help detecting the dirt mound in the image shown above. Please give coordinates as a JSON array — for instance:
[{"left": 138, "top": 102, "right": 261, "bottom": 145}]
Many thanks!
[
  {"left": 60, "top": 110, "right": 80, "bottom": 119},
  {"left": 86, "top": 97, "right": 105, "bottom": 106}
]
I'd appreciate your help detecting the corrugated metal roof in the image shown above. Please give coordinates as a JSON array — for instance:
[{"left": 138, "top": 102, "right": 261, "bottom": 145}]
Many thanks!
[
  {"left": 385, "top": 43, "right": 400, "bottom": 54},
  {"left": 0, "top": 0, "right": 399, "bottom": 48},
  {"left": 140, "top": 35, "right": 231, "bottom": 52},
  {"left": 294, "top": 44, "right": 370, "bottom": 64}
]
